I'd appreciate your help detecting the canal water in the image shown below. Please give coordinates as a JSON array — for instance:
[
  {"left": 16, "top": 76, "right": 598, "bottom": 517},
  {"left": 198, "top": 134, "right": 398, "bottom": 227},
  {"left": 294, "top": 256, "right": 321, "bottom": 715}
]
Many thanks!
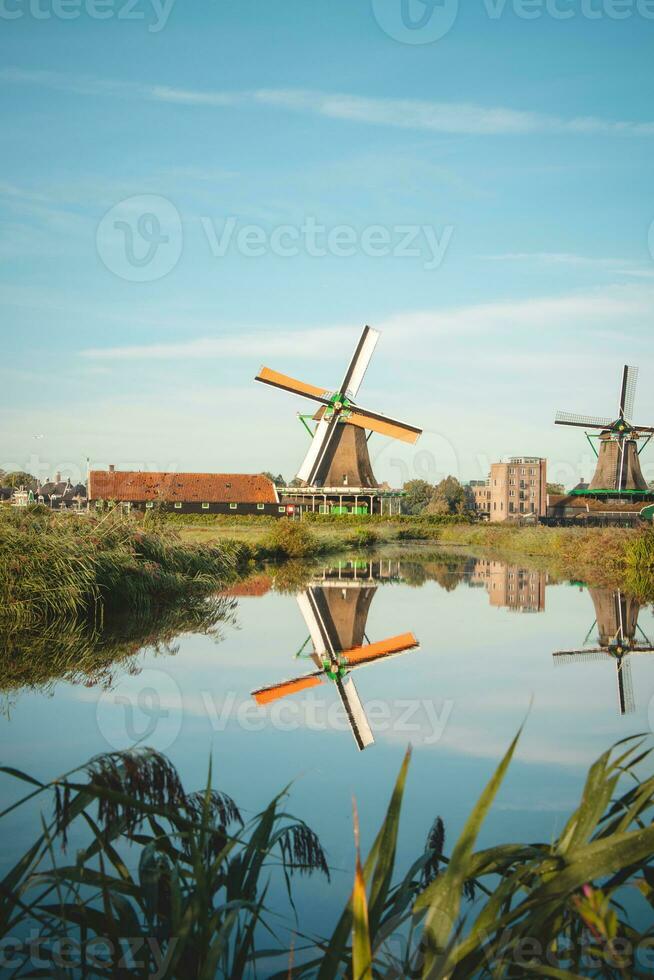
[{"left": 2, "top": 549, "right": 654, "bottom": 941}]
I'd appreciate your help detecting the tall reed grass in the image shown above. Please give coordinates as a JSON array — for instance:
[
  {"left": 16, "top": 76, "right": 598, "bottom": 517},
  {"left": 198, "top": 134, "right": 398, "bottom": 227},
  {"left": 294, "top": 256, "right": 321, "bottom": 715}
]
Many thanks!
[
  {"left": 0, "top": 507, "right": 248, "bottom": 631},
  {"left": 2, "top": 731, "right": 653, "bottom": 977}
]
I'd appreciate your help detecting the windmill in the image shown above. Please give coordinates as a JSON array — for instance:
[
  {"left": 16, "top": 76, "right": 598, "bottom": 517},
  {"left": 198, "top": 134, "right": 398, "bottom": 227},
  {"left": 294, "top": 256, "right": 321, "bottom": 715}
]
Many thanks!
[
  {"left": 555, "top": 366, "right": 654, "bottom": 495},
  {"left": 251, "top": 567, "right": 419, "bottom": 750},
  {"left": 255, "top": 326, "right": 422, "bottom": 491},
  {"left": 553, "top": 588, "right": 654, "bottom": 715}
]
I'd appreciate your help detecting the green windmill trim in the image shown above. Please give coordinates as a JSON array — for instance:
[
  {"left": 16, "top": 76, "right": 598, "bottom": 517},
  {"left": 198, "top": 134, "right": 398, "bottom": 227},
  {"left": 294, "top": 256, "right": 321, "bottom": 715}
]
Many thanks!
[
  {"left": 569, "top": 488, "right": 654, "bottom": 497},
  {"left": 322, "top": 654, "right": 349, "bottom": 681},
  {"left": 324, "top": 392, "right": 353, "bottom": 420},
  {"left": 298, "top": 415, "right": 315, "bottom": 439}
]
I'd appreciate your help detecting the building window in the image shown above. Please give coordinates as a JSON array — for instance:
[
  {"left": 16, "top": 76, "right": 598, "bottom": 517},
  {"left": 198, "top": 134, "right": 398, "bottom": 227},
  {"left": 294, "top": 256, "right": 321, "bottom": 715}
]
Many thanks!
[
  {"left": 278, "top": 506, "right": 285, "bottom": 513},
  {"left": 202, "top": 503, "right": 210, "bottom": 510},
  {"left": 257, "top": 503, "right": 264, "bottom": 510},
  {"left": 174, "top": 502, "right": 182, "bottom": 510},
  {"left": 146, "top": 502, "right": 154, "bottom": 509},
  {"left": 230, "top": 503, "right": 238, "bottom": 510}
]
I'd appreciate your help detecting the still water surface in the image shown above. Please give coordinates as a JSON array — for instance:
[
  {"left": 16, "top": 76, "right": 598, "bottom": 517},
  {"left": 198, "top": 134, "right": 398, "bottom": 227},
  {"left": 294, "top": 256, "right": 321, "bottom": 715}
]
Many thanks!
[{"left": 3, "top": 549, "right": 654, "bottom": 932}]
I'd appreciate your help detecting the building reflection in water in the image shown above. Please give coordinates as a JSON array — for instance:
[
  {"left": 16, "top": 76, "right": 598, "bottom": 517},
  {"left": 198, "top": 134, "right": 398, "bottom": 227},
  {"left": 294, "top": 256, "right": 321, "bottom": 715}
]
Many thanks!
[
  {"left": 468, "top": 559, "right": 547, "bottom": 613},
  {"left": 251, "top": 560, "right": 419, "bottom": 751},
  {"left": 553, "top": 588, "right": 654, "bottom": 715}
]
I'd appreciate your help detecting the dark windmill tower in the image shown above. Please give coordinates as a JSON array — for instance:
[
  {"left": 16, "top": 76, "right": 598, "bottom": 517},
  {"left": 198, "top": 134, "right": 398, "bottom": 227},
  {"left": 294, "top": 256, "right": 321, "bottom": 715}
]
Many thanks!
[
  {"left": 252, "top": 564, "right": 419, "bottom": 750},
  {"left": 555, "top": 366, "right": 654, "bottom": 499},
  {"left": 255, "top": 326, "right": 422, "bottom": 514},
  {"left": 553, "top": 588, "right": 654, "bottom": 715}
]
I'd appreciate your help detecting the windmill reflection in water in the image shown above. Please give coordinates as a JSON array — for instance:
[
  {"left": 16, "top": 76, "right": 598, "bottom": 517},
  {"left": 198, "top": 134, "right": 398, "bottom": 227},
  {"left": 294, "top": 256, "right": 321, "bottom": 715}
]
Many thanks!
[
  {"left": 252, "top": 560, "right": 419, "bottom": 750},
  {"left": 553, "top": 588, "right": 654, "bottom": 715}
]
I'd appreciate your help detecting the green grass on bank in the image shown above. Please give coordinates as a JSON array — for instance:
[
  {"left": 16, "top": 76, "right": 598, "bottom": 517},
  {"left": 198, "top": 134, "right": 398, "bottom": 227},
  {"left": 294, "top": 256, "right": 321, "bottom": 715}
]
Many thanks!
[
  {"left": 0, "top": 505, "right": 248, "bottom": 631},
  {"left": 170, "top": 512, "right": 654, "bottom": 597},
  {"left": 3, "top": 508, "right": 654, "bottom": 627}
]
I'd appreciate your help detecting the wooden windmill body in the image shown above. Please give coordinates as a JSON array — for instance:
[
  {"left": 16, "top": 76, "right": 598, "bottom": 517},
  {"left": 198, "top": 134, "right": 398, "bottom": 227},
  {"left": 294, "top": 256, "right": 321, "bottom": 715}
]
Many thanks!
[{"left": 555, "top": 366, "right": 654, "bottom": 496}]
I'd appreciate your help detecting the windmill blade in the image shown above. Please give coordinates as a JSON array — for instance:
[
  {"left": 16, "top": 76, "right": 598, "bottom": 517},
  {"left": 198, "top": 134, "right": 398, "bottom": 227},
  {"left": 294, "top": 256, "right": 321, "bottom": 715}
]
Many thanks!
[
  {"left": 342, "top": 632, "right": 420, "bottom": 667},
  {"left": 633, "top": 424, "right": 654, "bottom": 434},
  {"left": 338, "top": 325, "right": 380, "bottom": 400},
  {"left": 555, "top": 412, "right": 613, "bottom": 429},
  {"left": 553, "top": 649, "right": 607, "bottom": 664},
  {"left": 616, "top": 658, "right": 635, "bottom": 715},
  {"left": 296, "top": 415, "right": 340, "bottom": 484},
  {"left": 336, "top": 675, "right": 374, "bottom": 750},
  {"left": 345, "top": 406, "right": 422, "bottom": 445},
  {"left": 255, "top": 367, "right": 331, "bottom": 405},
  {"left": 296, "top": 591, "right": 331, "bottom": 656},
  {"left": 252, "top": 671, "right": 324, "bottom": 706},
  {"left": 620, "top": 365, "right": 638, "bottom": 420}
]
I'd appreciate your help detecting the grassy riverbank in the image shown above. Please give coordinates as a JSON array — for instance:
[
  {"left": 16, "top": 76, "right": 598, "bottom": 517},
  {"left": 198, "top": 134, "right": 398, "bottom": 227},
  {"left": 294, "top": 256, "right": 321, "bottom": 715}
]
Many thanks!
[
  {"left": 172, "top": 512, "right": 654, "bottom": 596},
  {"left": 0, "top": 505, "right": 248, "bottom": 631},
  {"left": 3, "top": 507, "right": 654, "bottom": 642}
]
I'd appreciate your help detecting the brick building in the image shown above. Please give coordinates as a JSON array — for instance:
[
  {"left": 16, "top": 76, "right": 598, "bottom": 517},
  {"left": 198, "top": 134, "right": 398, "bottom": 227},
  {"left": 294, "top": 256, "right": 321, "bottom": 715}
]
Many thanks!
[
  {"left": 470, "top": 558, "right": 546, "bottom": 612},
  {"left": 468, "top": 457, "right": 547, "bottom": 523},
  {"left": 88, "top": 467, "right": 284, "bottom": 516}
]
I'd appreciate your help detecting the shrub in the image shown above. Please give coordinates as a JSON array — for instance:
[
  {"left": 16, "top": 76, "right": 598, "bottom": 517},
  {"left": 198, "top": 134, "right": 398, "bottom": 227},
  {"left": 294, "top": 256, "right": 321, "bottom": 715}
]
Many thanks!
[
  {"left": 259, "top": 519, "right": 320, "bottom": 558},
  {"left": 346, "top": 527, "right": 379, "bottom": 549}
]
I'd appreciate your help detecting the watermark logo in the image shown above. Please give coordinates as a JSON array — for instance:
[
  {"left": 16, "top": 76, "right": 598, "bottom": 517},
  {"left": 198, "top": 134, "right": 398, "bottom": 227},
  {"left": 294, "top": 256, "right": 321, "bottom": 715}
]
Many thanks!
[
  {"left": 96, "top": 668, "right": 183, "bottom": 751},
  {"left": 96, "top": 194, "right": 182, "bottom": 282},
  {"left": 371, "top": 431, "right": 462, "bottom": 488},
  {"left": 202, "top": 216, "right": 454, "bottom": 271},
  {"left": 372, "top": 0, "right": 460, "bottom": 44},
  {"left": 0, "top": 0, "right": 176, "bottom": 32},
  {"left": 483, "top": 0, "right": 654, "bottom": 21}
]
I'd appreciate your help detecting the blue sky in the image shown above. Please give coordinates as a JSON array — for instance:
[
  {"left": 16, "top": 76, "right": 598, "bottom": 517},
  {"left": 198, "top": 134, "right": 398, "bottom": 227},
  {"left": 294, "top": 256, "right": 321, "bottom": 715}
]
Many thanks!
[{"left": 2, "top": 0, "right": 654, "bottom": 487}]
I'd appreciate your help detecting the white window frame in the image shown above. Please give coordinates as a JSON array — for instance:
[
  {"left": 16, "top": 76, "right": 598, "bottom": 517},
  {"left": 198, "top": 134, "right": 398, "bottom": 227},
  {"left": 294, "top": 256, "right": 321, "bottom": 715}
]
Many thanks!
[
  {"left": 278, "top": 506, "right": 286, "bottom": 513},
  {"left": 202, "top": 503, "right": 210, "bottom": 510},
  {"left": 174, "top": 502, "right": 182, "bottom": 510},
  {"left": 146, "top": 502, "right": 154, "bottom": 509},
  {"left": 229, "top": 503, "right": 238, "bottom": 510},
  {"left": 257, "top": 503, "right": 265, "bottom": 510}
]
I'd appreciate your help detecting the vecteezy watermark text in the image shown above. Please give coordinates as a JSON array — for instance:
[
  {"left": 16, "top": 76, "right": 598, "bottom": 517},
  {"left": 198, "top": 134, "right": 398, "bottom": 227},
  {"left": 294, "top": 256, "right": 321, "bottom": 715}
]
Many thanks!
[
  {"left": 94, "top": 671, "right": 455, "bottom": 749},
  {"left": 201, "top": 216, "right": 453, "bottom": 270},
  {"left": 0, "top": 933, "right": 176, "bottom": 978},
  {"left": 96, "top": 194, "right": 455, "bottom": 281},
  {"left": 178, "top": 692, "right": 453, "bottom": 746},
  {"left": 0, "top": 0, "right": 175, "bottom": 31},
  {"left": 372, "top": 0, "right": 654, "bottom": 46},
  {"left": 484, "top": 0, "right": 654, "bottom": 19}
]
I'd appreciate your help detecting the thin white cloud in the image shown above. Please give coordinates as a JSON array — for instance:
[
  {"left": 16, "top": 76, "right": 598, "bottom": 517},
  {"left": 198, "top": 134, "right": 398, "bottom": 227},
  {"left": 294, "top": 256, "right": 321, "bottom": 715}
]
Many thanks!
[
  {"left": 79, "top": 285, "right": 654, "bottom": 361},
  {"left": 483, "top": 251, "right": 654, "bottom": 278},
  {"left": 3, "top": 67, "right": 654, "bottom": 137}
]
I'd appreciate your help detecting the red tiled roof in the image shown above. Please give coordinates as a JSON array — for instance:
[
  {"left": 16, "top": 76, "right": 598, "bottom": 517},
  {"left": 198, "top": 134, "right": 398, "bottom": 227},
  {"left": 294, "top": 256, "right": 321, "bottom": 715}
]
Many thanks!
[
  {"left": 222, "top": 574, "right": 273, "bottom": 597},
  {"left": 88, "top": 471, "right": 278, "bottom": 504},
  {"left": 549, "top": 494, "right": 644, "bottom": 514}
]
